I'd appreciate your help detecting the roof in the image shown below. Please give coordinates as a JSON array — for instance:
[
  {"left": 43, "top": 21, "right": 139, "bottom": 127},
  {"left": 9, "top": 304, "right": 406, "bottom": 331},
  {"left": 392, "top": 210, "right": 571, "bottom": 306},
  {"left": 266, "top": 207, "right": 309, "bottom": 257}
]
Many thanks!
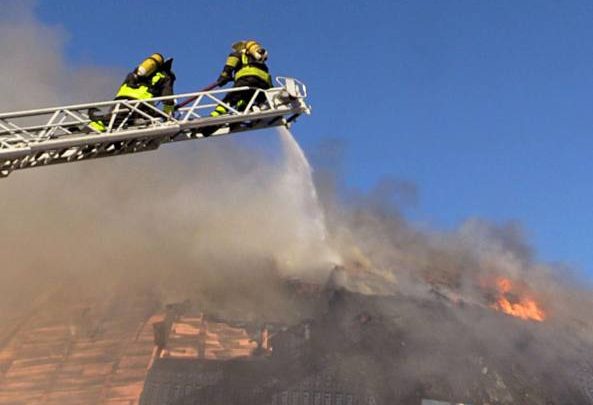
[
  {"left": 160, "top": 313, "right": 258, "bottom": 361},
  {"left": 0, "top": 293, "right": 157, "bottom": 404}
]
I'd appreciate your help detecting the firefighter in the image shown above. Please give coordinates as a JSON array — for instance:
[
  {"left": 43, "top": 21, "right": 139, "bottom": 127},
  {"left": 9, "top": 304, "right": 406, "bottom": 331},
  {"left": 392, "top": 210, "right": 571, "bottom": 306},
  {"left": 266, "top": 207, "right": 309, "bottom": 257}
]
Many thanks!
[
  {"left": 200, "top": 40, "right": 272, "bottom": 137},
  {"left": 89, "top": 53, "right": 176, "bottom": 132}
]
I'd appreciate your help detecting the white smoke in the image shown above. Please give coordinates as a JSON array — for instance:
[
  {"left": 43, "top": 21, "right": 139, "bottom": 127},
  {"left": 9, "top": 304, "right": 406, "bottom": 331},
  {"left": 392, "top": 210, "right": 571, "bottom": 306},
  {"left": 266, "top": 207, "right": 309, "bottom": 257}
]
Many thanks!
[
  {"left": 2, "top": 3, "right": 593, "bottom": 403},
  {"left": 0, "top": 3, "right": 118, "bottom": 108},
  {"left": 0, "top": 2, "right": 340, "bottom": 325}
]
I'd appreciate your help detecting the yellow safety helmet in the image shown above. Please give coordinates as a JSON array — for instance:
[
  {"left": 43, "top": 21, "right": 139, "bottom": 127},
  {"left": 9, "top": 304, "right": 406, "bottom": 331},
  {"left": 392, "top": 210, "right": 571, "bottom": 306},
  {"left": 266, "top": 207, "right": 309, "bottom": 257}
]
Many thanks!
[
  {"left": 137, "top": 53, "right": 164, "bottom": 77},
  {"left": 233, "top": 40, "right": 267, "bottom": 62},
  {"left": 244, "top": 40, "right": 268, "bottom": 61}
]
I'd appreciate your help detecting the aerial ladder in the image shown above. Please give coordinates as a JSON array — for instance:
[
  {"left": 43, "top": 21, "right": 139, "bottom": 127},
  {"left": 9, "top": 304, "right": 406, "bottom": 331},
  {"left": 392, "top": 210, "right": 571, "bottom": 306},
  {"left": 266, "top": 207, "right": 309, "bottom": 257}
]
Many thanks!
[{"left": 0, "top": 77, "right": 310, "bottom": 178}]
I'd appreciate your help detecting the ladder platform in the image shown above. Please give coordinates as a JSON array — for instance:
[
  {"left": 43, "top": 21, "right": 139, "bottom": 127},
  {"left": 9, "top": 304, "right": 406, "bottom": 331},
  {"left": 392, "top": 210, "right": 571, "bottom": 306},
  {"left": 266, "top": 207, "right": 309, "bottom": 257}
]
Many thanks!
[{"left": 0, "top": 77, "right": 310, "bottom": 178}]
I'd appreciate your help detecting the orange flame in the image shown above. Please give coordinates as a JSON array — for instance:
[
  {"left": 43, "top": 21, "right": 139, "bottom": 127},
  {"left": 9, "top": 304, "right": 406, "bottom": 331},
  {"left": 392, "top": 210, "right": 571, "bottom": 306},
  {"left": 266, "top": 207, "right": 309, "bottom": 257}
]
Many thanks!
[{"left": 490, "top": 277, "right": 546, "bottom": 322}]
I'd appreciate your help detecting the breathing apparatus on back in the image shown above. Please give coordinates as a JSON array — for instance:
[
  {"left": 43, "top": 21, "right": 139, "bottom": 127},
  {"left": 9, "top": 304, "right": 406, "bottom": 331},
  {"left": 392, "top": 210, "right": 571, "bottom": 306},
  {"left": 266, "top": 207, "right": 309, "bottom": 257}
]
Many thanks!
[
  {"left": 232, "top": 40, "right": 268, "bottom": 62},
  {"left": 137, "top": 53, "right": 164, "bottom": 77}
]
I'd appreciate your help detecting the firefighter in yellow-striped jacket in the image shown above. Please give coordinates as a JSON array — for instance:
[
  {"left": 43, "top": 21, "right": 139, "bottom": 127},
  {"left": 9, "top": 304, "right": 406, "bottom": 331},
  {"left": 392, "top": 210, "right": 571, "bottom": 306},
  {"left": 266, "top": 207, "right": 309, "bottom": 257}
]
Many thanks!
[
  {"left": 201, "top": 40, "right": 272, "bottom": 136},
  {"left": 89, "top": 53, "right": 176, "bottom": 132}
]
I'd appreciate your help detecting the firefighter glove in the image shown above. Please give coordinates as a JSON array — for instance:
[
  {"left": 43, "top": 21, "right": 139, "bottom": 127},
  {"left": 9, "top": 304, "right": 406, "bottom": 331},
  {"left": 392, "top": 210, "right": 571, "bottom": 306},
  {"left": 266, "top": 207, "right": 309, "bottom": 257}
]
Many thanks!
[{"left": 217, "top": 74, "right": 230, "bottom": 87}]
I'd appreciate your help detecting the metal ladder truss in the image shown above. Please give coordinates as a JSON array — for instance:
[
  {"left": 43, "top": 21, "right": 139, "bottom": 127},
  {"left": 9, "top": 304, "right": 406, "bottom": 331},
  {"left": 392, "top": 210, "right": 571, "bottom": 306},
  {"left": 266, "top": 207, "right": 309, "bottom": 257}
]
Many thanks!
[{"left": 0, "top": 77, "right": 310, "bottom": 178}]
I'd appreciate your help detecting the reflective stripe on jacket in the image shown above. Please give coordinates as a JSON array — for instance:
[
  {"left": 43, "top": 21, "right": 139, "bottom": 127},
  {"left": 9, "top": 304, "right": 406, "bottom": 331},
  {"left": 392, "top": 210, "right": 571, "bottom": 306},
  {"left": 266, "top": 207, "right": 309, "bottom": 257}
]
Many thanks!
[
  {"left": 219, "top": 51, "right": 271, "bottom": 88},
  {"left": 116, "top": 72, "right": 166, "bottom": 100},
  {"left": 235, "top": 53, "right": 271, "bottom": 85}
]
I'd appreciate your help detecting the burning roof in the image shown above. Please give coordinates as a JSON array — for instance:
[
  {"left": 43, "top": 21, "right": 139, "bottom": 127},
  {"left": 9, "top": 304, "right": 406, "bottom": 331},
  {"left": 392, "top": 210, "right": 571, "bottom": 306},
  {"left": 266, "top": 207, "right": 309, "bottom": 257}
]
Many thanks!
[
  {"left": 0, "top": 269, "right": 591, "bottom": 405},
  {"left": 489, "top": 277, "right": 546, "bottom": 322}
]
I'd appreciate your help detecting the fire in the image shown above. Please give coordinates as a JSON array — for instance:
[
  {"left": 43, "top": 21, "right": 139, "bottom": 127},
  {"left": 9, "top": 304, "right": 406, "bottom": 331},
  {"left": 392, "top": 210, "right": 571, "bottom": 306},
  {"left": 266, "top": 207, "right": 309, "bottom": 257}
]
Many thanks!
[{"left": 490, "top": 277, "right": 546, "bottom": 322}]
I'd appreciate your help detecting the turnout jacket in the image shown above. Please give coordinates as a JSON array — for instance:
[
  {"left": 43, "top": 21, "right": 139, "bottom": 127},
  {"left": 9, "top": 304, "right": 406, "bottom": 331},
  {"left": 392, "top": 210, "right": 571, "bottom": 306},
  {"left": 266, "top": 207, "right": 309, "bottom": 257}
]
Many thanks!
[
  {"left": 217, "top": 51, "right": 272, "bottom": 89},
  {"left": 116, "top": 68, "right": 176, "bottom": 107}
]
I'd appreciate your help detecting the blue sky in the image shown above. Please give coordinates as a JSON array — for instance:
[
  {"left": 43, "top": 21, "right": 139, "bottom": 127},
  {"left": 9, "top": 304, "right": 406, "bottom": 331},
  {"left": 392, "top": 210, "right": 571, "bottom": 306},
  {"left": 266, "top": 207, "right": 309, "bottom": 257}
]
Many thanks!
[{"left": 34, "top": 1, "right": 593, "bottom": 277}]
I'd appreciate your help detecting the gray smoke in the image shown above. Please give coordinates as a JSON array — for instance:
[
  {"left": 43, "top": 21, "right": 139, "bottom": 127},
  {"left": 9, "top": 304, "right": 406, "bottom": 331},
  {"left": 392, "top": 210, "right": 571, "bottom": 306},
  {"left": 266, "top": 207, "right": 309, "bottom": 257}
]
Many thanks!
[
  {"left": 313, "top": 148, "right": 593, "bottom": 403},
  {"left": 1, "top": 3, "right": 593, "bottom": 404},
  {"left": 0, "top": 2, "right": 339, "bottom": 326}
]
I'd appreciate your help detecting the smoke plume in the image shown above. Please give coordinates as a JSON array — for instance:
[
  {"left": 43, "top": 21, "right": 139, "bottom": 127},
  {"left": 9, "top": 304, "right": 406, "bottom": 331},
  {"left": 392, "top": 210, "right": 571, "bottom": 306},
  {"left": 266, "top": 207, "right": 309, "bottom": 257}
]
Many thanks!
[
  {"left": 0, "top": 2, "right": 339, "bottom": 326},
  {"left": 1, "top": 3, "right": 593, "bottom": 404}
]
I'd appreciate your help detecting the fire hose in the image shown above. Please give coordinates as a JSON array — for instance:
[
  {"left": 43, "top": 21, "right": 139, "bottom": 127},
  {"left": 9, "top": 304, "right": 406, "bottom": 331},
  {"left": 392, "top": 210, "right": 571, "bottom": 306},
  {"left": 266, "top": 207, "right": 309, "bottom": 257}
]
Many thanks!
[{"left": 173, "top": 82, "right": 220, "bottom": 111}]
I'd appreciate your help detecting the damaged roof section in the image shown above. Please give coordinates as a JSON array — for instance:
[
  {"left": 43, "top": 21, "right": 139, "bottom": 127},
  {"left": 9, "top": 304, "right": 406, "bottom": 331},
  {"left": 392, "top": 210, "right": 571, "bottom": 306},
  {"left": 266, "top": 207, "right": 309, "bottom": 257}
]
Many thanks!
[
  {"left": 0, "top": 289, "right": 158, "bottom": 404},
  {"left": 1, "top": 275, "right": 593, "bottom": 404}
]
